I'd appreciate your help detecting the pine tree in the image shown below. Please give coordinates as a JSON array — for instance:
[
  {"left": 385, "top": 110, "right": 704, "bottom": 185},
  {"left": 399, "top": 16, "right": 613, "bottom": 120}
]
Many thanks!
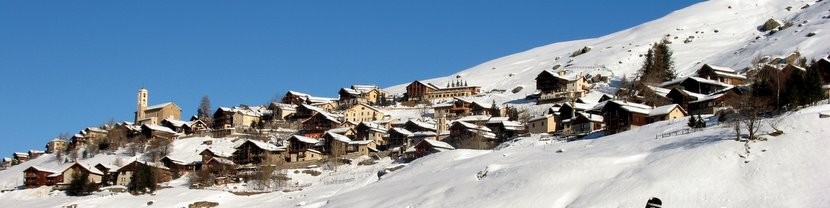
[
  {"left": 490, "top": 101, "right": 501, "bottom": 117},
  {"left": 637, "top": 38, "right": 676, "bottom": 85},
  {"left": 652, "top": 39, "right": 677, "bottom": 81},
  {"left": 67, "top": 172, "right": 94, "bottom": 196},
  {"left": 129, "top": 164, "right": 157, "bottom": 194}
]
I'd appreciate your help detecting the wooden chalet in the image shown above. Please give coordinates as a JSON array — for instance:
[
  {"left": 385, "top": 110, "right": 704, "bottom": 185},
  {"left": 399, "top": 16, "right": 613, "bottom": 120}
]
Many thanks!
[
  {"left": 115, "top": 161, "right": 172, "bottom": 186},
  {"left": 287, "top": 135, "right": 324, "bottom": 162},
  {"left": 485, "top": 118, "right": 525, "bottom": 140},
  {"left": 232, "top": 139, "right": 285, "bottom": 165},
  {"left": 24, "top": 166, "right": 57, "bottom": 188},
  {"left": 562, "top": 113, "right": 604, "bottom": 135},
  {"left": 536, "top": 70, "right": 589, "bottom": 103},
  {"left": 301, "top": 112, "right": 343, "bottom": 138},
  {"left": 414, "top": 139, "right": 455, "bottom": 158},
  {"left": 696, "top": 64, "right": 746, "bottom": 85},
  {"left": 387, "top": 127, "right": 415, "bottom": 148},
  {"left": 281, "top": 91, "right": 312, "bottom": 105},
  {"left": 660, "top": 77, "right": 733, "bottom": 94},
  {"left": 402, "top": 120, "right": 437, "bottom": 133},
  {"left": 141, "top": 124, "right": 178, "bottom": 140},
  {"left": 447, "top": 121, "right": 498, "bottom": 150},
  {"left": 434, "top": 97, "right": 499, "bottom": 120},
  {"left": 600, "top": 100, "right": 654, "bottom": 134},
  {"left": 355, "top": 122, "right": 389, "bottom": 150},
  {"left": 161, "top": 156, "right": 201, "bottom": 175},
  {"left": 94, "top": 163, "right": 120, "bottom": 185},
  {"left": 161, "top": 118, "right": 208, "bottom": 135},
  {"left": 266, "top": 102, "right": 297, "bottom": 121},
  {"left": 666, "top": 88, "right": 707, "bottom": 111},
  {"left": 338, "top": 85, "right": 387, "bottom": 106}
]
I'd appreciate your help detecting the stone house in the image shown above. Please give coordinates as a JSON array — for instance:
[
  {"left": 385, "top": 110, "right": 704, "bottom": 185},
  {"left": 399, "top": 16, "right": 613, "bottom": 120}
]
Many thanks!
[
  {"left": 536, "top": 70, "right": 589, "bottom": 104},
  {"left": 527, "top": 114, "right": 558, "bottom": 134},
  {"left": 344, "top": 103, "right": 386, "bottom": 123}
]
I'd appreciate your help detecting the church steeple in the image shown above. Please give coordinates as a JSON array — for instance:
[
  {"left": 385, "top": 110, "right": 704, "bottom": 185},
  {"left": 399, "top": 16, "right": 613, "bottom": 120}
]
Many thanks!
[{"left": 136, "top": 87, "right": 148, "bottom": 123}]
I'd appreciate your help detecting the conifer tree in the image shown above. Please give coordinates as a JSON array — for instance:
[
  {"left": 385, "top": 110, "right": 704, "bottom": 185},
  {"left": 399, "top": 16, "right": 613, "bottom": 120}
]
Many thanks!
[{"left": 637, "top": 38, "right": 677, "bottom": 85}]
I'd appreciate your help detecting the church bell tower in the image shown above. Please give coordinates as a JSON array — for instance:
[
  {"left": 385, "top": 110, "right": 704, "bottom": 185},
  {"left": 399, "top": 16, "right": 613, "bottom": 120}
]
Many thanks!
[{"left": 136, "top": 87, "right": 148, "bottom": 123}]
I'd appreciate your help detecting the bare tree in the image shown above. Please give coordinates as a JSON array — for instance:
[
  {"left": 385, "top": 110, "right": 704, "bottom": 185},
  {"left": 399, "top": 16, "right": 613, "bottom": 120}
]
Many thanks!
[{"left": 198, "top": 95, "right": 213, "bottom": 126}]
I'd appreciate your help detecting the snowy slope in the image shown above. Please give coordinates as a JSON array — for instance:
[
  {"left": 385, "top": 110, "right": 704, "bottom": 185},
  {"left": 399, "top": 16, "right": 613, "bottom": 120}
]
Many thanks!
[
  {"left": 319, "top": 104, "right": 830, "bottom": 208},
  {"left": 385, "top": 0, "right": 830, "bottom": 103},
  {"left": 2, "top": 104, "right": 828, "bottom": 207}
]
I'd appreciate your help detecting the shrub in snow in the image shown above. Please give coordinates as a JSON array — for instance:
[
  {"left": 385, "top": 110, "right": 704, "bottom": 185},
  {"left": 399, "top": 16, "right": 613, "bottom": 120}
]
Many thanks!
[{"left": 806, "top": 32, "right": 817, "bottom": 37}]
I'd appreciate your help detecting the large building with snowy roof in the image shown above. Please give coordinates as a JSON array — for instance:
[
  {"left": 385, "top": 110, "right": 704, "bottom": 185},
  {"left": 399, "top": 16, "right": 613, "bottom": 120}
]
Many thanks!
[{"left": 134, "top": 87, "right": 182, "bottom": 125}]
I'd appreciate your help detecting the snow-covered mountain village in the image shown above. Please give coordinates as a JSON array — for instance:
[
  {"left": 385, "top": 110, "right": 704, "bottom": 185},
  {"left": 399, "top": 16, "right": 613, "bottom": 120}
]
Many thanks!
[{"left": 2, "top": 0, "right": 830, "bottom": 207}]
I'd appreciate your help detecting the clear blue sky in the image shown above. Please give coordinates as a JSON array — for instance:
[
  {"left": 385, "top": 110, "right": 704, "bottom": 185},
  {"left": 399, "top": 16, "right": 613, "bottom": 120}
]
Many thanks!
[{"left": 0, "top": 1, "right": 701, "bottom": 155}]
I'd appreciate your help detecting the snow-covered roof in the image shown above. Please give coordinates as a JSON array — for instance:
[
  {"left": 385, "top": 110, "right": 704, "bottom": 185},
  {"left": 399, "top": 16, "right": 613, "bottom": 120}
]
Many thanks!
[
  {"left": 502, "top": 121, "right": 525, "bottom": 131},
  {"left": 206, "top": 157, "right": 235, "bottom": 166},
  {"left": 52, "top": 162, "right": 104, "bottom": 176},
  {"left": 456, "top": 115, "right": 491, "bottom": 123},
  {"left": 648, "top": 104, "right": 682, "bottom": 116},
  {"left": 704, "top": 64, "right": 737, "bottom": 73},
  {"left": 390, "top": 128, "right": 414, "bottom": 136},
  {"left": 419, "top": 139, "right": 455, "bottom": 150},
  {"left": 287, "top": 90, "right": 310, "bottom": 97},
  {"left": 407, "top": 120, "right": 437, "bottom": 131},
  {"left": 95, "top": 163, "right": 120, "bottom": 172},
  {"left": 713, "top": 71, "right": 747, "bottom": 79},
  {"left": 243, "top": 139, "right": 285, "bottom": 152},
  {"left": 143, "top": 124, "right": 177, "bottom": 134},
  {"left": 486, "top": 117, "right": 510, "bottom": 124},
  {"left": 646, "top": 86, "right": 672, "bottom": 97},
  {"left": 563, "top": 102, "right": 597, "bottom": 111},
  {"left": 577, "top": 112, "right": 604, "bottom": 123},
  {"left": 291, "top": 135, "right": 321, "bottom": 145},
  {"left": 540, "top": 70, "right": 583, "bottom": 82},
  {"left": 453, "top": 121, "right": 493, "bottom": 132},
  {"left": 529, "top": 114, "right": 554, "bottom": 122},
  {"left": 327, "top": 127, "right": 353, "bottom": 134},
  {"left": 465, "top": 128, "right": 497, "bottom": 139},
  {"left": 146, "top": 102, "right": 179, "bottom": 111},
  {"left": 26, "top": 165, "right": 57, "bottom": 173},
  {"left": 607, "top": 100, "right": 654, "bottom": 115},
  {"left": 411, "top": 131, "right": 437, "bottom": 137},
  {"left": 326, "top": 132, "right": 353, "bottom": 143},
  {"left": 578, "top": 91, "right": 614, "bottom": 104},
  {"left": 163, "top": 118, "right": 192, "bottom": 128},
  {"left": 84, "top": 127, "right": 107, "bottom": 133},
  {"left": 671, "top": 88, "right": 708, "bottom": 100},
  {"left": 200, "top": 148, "right": 233, "bottom": 158}
]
